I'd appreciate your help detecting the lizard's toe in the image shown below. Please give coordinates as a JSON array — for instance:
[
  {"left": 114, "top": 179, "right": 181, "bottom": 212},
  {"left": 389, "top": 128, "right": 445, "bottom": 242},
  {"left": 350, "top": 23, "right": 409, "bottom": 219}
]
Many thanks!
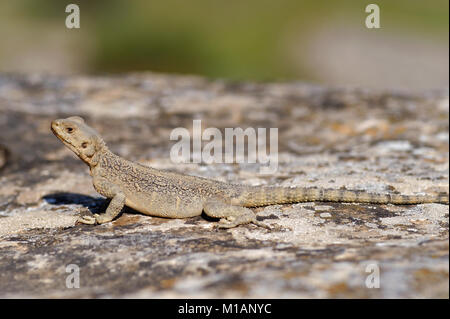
[
  {"left": 76, "top": 215, "right": 97, "bottom": 225},
  {"left": 216, "top": 218, "right": 239, "bottom": 229},
  {"left": 251, "top": 220, "right": 272, "bottom": 230},
  {"left": 94, "top": 213, "right": 113, "bottom": 224},
  {"left": 216, "top": 218, "right": 272, "bottom": 230}
]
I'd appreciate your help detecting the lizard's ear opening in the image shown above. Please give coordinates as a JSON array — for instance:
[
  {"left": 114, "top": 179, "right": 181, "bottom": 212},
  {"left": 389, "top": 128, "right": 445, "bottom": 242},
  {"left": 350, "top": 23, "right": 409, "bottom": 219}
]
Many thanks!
[
  {"left": 83, "top": 140, "right": 96, "bottom": 157},
  {"left": 93, "top": 135, "right": 106, "bottom": 151},
  {"left": 67, "top": 116, "right": 85, "bottom": 124}
]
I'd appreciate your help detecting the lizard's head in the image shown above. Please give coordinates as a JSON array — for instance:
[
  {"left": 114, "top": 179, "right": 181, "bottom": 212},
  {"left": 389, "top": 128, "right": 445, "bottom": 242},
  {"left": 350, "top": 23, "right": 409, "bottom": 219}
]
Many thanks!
[{"left": 51, "top": 116, "right": 106, "bottom": 166}]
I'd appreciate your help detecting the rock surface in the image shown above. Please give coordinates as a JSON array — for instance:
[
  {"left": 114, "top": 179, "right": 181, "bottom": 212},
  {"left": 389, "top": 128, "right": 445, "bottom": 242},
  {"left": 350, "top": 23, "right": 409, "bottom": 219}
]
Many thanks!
[{"left": 0, "top": 73, "right": 448, "bottom": 298}]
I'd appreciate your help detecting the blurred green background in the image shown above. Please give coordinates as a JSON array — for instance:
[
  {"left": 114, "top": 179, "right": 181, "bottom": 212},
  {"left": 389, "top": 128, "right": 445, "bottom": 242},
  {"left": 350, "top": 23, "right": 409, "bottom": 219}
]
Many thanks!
[{"left": 0, "top": 0, "right": 448, "bottom": 89}]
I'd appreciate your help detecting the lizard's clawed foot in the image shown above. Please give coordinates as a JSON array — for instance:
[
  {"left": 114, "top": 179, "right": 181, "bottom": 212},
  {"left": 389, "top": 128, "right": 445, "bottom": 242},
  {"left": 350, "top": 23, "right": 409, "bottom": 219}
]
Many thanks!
[
  {"left": 215, "top": 218, "right": 271, "bottom": 230},
  {"left": 93, "top": 213, "right": 114, "bottom": 224},
  {"left": 77, "top": 214, "right": 97, "bottom": 225},
  {"left": 77, "top": 213, "right": 112, "bottom": 225},
  {"left": 215, "top": 219, "right": 239, "bottom": 229},
  {"left": 251, "top": 220, "right": 272, "bottom": 230}
]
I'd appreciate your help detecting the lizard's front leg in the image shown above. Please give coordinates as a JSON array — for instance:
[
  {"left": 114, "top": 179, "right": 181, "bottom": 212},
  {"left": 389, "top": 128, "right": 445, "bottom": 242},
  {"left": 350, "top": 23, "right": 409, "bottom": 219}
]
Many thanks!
[{"left": 78, "top": 178, "right": 126, "bottom": 225}]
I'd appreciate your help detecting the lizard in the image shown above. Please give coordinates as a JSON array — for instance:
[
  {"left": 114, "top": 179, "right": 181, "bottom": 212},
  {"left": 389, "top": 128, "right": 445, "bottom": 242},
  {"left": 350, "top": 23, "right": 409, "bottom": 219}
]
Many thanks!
[{"left": 51, "top": 116, "right": 449, "bottom": 229}]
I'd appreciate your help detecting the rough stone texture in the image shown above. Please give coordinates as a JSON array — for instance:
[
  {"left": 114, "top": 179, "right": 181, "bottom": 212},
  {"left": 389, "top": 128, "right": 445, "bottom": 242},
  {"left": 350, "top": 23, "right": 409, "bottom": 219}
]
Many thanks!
[{"left": 0, "top": 73, "right": 448, "bottom": 298}]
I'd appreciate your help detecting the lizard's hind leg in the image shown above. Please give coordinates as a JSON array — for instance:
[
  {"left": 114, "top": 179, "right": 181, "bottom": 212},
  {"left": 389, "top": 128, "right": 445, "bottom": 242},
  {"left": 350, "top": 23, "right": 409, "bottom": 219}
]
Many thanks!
[{"left": 203, "top": 200, "right": 270, "bottom": 229}]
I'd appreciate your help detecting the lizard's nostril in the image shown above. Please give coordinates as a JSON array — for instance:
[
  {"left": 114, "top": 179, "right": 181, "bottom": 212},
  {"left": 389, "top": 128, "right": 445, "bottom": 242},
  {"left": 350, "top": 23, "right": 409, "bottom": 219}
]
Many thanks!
[{"left": 51, "top": 121, "right": 61, "bottom": 133}]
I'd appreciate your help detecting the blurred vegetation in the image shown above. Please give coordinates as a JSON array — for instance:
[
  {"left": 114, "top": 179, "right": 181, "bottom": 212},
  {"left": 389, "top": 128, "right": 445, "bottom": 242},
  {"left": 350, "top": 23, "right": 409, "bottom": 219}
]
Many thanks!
[{"left": 1, "top": 0, "right": 449, "bottom": 81}]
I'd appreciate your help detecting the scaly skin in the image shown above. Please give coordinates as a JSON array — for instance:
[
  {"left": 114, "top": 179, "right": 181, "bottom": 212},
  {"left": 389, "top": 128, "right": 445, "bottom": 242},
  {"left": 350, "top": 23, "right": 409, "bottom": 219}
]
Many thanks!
[{"left": 51, "top": 116, "right": 449, "bottom": 228}]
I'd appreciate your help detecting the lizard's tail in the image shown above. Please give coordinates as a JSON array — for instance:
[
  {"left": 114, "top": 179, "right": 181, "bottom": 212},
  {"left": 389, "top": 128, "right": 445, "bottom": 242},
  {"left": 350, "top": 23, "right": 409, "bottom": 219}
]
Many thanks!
[{"left": 238, "top": 186, "right": 449, "bottom": 207}]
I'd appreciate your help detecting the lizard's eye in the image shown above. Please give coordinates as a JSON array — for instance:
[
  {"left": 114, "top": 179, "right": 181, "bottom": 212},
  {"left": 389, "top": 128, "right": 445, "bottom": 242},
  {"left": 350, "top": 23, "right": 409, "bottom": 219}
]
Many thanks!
[
  {"left": 81, "top": 142, "right": 88, "bottom": 148},
  {"left": 66, "top": 127, "right": 74, "bottom": 134}
]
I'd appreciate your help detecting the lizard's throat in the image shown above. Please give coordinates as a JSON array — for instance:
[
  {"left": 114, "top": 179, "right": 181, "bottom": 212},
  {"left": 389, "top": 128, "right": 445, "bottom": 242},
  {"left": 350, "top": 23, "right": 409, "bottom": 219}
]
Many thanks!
[
  {"left": 53, "top": 134, "right": 98, "bottom": 166},
  {"left": 51, "top": 128, "right": 78, "bottom": 156},
  {"left": 55, "top": 135, "right": 82, "bottom": 157}
]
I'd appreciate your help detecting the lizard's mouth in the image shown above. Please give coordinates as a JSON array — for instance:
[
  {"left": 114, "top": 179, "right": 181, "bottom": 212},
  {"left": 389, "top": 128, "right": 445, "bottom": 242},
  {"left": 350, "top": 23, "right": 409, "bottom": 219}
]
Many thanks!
[{"left": 51, "top": 124, "right": 81, "bottom": 157}]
